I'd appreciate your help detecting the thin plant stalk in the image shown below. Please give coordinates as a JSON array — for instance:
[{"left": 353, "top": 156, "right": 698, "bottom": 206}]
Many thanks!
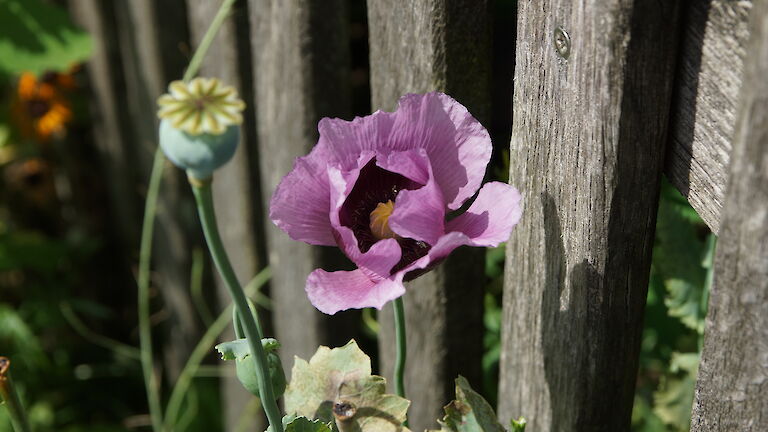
[
  {"left": 60, "top": 303, "right": 141, "bottom": 361},
  {"left": 163, "top": 268, "right": 271, "bottom": 430},
  {"left": 191, "top": 181, "right": 283, "bottom": 432},
  {"left": 393, "top": 297, "right": 407, "bottom": 400},
  {"left": 182, "top": 0, "right": 237, "bottom": 83},
  {"left": 190, "top": 247, "right": 214, "bottom": 327},
  {"left": 0, "top": 358, "right": 31, "bottom": 432},
  {"left": 135, "top": 1, "right": 238, "bottom": 430},
  {"left": 138, "top": 150, "right": 166, "bottom": 432}
]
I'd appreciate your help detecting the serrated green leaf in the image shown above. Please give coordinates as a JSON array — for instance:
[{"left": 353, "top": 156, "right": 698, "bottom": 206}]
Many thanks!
[
  {"left": 664, "top": 279, "right": 706, "bottom": 334},
  {"left": 215, "top": 337, "right": 279, "bottom": 360},
  {"left": 266, "top": 414, "right": 333, "bottom": 432},
  {"left": 284, "top": 340, "right": 410, "bottom": 432},
  {"left": 286, "top": 417, "right": 333, "bottom": 432},
  {"left": 653, "top": 181, "right": 709, "bottom": 334},
  {"left": 428, "top": 376, "right": 506, "bottom": 432},
  {"left": 510, "top": 417, "right": 526, "bottom": 432},
  {"left": 652, "top": 352, "right": 699, "bottom": 431},
  {"left": 0, "top": 0, "right": 92, "bottom": 76}
]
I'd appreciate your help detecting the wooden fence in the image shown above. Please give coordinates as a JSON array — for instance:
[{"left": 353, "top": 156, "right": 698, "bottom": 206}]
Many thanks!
[{"left": 70, "top": 0, "right": 766, "bottom": 431}]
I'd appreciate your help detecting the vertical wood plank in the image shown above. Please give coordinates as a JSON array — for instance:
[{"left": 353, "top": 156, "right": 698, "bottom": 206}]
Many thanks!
[
  {"left": 248, "top": 0, "right": 359, "bottom": 366},
  {"left": 665, "top": 0, "right": 753, "bottom": 234},
  {"left": 69, "top": 0, "right": 140, "bottom": 250},
  {"left": 367, "top": 1, "right": 491, "bottom": 429},
  {"left": 111, "top": 0, "right": 203, "bottom": 381},
  {"left": 690, "top": 2, "right": 768, "bottom": 429},
  {"left": 498, "top": 1, "right": 683, "bottom": 430},
  {"left": 185, "top": 0, "right": 266, "bottom": 429}
]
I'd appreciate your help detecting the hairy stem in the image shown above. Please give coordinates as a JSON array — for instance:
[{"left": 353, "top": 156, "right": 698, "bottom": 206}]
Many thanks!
[
  {"left": 191, "top": 180, "right": 283, "bottom": 432},
  {"left": 163, "top": 268, "right": 269, "bottom": 429}
]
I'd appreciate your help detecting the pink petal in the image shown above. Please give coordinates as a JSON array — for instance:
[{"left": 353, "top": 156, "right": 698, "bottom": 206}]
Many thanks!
[
  {"left": 396, "top": 231, "right": 474, "bottom": 278},
  {"left": 327, "top": 159, "right": 403, "bottom": 279},
  {"left": 334, "top": 226, "right": 402, "bottom": 279},
  {"left": 446, "top": 182, "right": 523, "bottom": 247},
  {"left": 306, "top": 268, "right": 406, "bottom": 314},
  {"left": 389, "top": 93, "right": 491, "bottom": 210},
  {"left": 317, "top": 110, "right": 396, "bottom": 170},
  {"left": 387, "top": 154, "right": 446, "bottom": 246},
  {"left": 269, "top": 144, "right": 335, "bottom": 246},
  {"left": 319, "top": 93, "right": 491, "bottom": 210},
  {"left": 376, "top": 149, "right": 430, "bottom": 185}
]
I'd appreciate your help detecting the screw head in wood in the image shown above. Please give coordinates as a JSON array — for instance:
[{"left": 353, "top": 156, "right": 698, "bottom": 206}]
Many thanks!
[{"left": 554, "top": 26, "right": 571, "bottom": 59}]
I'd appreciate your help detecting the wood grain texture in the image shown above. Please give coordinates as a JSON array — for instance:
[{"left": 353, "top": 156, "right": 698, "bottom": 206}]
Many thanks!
[
  {"left": 69, "top": 0, "right": 140, "bottom": 249},
  {"left": 112, "top": 0, "right": 203, "bottom": 381},
  {"left": 185, "top": 1, "right": 267, "bottom": 429},
  {"left": 248, "top": 0, "right": 361, "bottom": 368},
  {"left": 498, "top": 1, "right": 683, "bottom": 430},
  {"left": 690, "top": 2, "right": 768, "bottom": 429},
  {"left": 665, "top": 0, "right": 752, "bottom": 234},
  {"left": 367, "top": 1, "right": 490, "bottom": 430}
]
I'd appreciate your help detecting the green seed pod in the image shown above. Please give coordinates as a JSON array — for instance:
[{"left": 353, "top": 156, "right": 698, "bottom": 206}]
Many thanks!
[
  {"left": 159, "top": 119, "right": 239, "bottom": 180},
  {"left": 156, "top": 77, "right": 246, "bottom": 180},
  {"left": 235, "top": 350, "right": 286, "bottom": 400}
]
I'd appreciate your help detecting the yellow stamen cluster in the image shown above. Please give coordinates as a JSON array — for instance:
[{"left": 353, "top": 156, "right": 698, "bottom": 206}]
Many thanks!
[
  {"left": 369, "top": 200, "right": 397, "bottom": 240},
  {"left": 157, "top": 77, "right": 245, "bottom": 135}
]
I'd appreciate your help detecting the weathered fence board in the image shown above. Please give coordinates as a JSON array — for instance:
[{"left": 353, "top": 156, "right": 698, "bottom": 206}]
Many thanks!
[
  {"left": 665, "top": 0, "right": 753, "bottom": 234},
  {"left": 248, "top": 0, "right": 361, "bottom": 365},
  {"left": 367, "top": 1, "right": 491, "bottom": 429},
  {"left": 69, "top": 0, "right": 140, "bottom": 249},
  {"left": 112, "top": 0, "right": 203, "bottom": 381},
  {"left": 690, "top": 2, "right": 768, "bottom": 429},
  {"left": 498, "top": 1, "right": 683, "bottom": 430},
  {"left": 185, "top": 0, "right": 266, "bottom": 429},
  {"left": 72, "top": 0, "right": 202, "bottom": 382}
]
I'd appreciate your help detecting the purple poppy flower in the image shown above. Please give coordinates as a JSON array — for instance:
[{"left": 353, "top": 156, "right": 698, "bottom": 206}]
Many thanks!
[{"left": 270, "top": 92, "right": 522, "bottom": 315}]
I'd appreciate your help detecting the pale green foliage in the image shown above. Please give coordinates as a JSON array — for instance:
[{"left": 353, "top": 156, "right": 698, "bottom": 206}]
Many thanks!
[
  {"left": 0, "top": 0, "right": 92, "bottom": 76},
  {"left": 215, "top": 338, "right": 285, "bottom": 400},
  {"left": 215, "top": 337, "right": 280, "bottom": 360},
  {"left": 652, "top": 353, "right": 699, "bottom": 428},
  {"left": 284, "top": 340, "right": 410, "bottom": 432},
  {"left": 509, "top": 418, "right": 526, "bottom": 432},
  {"left": 266, "top": 415, "right": 333, "bottom": 432},
  {"left": 631, "top": 181, "right": 714, "bottom": 432},
  {"left": 652, "top": 185, "right": 711, "bottom": 335},
  {"left": 428, "top": 376, "right": 508, "bottom": 432}
]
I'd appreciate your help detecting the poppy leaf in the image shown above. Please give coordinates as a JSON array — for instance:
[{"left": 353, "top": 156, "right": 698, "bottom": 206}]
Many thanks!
[
  {"left": 284, "top": 340, "right": 410, "bottom": 432},
  {"left": 428, "top": 376, "right": 507, "bottom": 432},
  {"left": 265, "top": 415, "right": 333, "bottom": 432}
]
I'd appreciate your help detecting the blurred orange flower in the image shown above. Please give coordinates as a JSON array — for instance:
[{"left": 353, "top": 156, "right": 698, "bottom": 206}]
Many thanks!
[{"left": 12, "top": 71, "right": 75, "bottom": 142}]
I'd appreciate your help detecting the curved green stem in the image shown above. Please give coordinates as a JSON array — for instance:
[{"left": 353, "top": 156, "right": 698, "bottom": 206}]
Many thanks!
[
  {"left": 393, "top": 297, "right": 407, "bottom": 401},
  {"left": 136, "top": 1, "right": 240, "bottom": 429},
  {"left": 138, "top": 150, "right": 166, "bottom": 432},
  {"left": 233, "top": 308, "right": 245, "bottom": 339},
  {"left": 0, "top": 358, "right": 31, "bottom": 432},
  {"left": 190, "top": 247, "right": 214, "bottom": 327},
  {"left": 183, "top": 0, "right": 237, "bottom": 82},
  {"left": 60, "top": 303, "right": 141, "bottom": 361},
  {"left": 191, "top": 180, "right": 283, "bottom": 432},
  {"left": 164, "top": 268, "right": 270, "bottom": 430}
]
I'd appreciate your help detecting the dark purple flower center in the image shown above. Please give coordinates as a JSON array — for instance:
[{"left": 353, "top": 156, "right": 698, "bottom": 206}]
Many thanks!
[{"left": 339, "top": 159, "right": 432, "bottom": 273}]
